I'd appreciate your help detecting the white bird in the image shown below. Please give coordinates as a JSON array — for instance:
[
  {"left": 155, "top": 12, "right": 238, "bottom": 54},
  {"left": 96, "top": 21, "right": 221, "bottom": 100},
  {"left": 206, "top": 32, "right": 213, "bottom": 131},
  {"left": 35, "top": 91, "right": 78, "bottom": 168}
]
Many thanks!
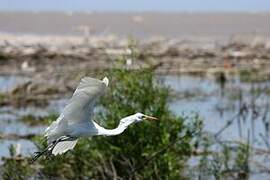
[{"left": 32, "top": 76, "right": 157, "bottom": 162}]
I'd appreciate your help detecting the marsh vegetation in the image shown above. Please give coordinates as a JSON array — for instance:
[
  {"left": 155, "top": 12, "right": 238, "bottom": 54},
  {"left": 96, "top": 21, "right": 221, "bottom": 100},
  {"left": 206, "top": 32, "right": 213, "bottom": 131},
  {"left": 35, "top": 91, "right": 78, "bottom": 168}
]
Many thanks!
[{"left": 1, "top": 37, "right": 270, "bottom": 179}]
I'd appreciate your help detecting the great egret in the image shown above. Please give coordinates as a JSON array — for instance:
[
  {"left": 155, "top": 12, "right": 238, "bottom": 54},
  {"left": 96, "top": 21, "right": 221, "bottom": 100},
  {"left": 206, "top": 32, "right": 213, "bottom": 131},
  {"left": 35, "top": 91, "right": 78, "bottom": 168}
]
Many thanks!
[{"left": 32, "top": 77, "right": 157, "bottom": 162}]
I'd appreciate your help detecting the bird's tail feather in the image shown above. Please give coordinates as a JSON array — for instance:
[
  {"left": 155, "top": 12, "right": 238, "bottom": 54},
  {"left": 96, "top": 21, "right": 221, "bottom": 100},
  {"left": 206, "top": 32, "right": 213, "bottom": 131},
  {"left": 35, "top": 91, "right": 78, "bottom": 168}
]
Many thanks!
[
  {"left": 31, "top": 137, "right": 77, "bottom": 163},
  {"left": 52, "top": 139, "right": 78, "bottom": 155}
]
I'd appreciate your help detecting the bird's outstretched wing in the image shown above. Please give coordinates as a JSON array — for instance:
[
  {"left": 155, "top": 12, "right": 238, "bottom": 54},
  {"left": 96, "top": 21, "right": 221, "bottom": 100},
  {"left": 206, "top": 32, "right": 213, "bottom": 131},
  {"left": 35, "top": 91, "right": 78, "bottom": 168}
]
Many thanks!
[
  {"left": 44, "top": 76, "right": 108, "bottom": 143},
  {"left": 62, "top": 76, "right": 109, "bottom": 125},
  {"left": 40, "top": 77, "right": 109, "bottom": 158}
]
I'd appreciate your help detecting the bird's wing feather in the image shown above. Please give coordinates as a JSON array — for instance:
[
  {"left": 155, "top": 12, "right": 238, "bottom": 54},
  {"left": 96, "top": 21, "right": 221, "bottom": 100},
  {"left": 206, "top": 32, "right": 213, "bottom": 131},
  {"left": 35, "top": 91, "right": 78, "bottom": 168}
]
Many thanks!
[
  {"left": 62, "top": 77, "right": 109, "bottom": 125},
  {"left": 52, "top": 139, "right": 78, "bottom": 155}
]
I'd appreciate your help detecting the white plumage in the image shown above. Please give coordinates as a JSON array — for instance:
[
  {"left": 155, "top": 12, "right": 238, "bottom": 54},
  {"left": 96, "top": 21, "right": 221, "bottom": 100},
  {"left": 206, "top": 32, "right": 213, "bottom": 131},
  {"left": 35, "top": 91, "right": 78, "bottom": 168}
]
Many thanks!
[
  {"left": 52, "top": 140, "right": 78, "bottom": 155},
  {"left": 45, "top": 77, "right": 108, "bottom": 154},
  {"left": 33, "top": 76, "right": 157, "bottom": 161}
]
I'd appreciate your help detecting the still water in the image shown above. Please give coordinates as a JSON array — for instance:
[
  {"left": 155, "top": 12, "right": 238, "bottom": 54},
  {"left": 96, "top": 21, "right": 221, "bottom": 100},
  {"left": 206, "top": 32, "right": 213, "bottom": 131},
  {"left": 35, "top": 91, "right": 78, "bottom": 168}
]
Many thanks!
[
  {"left": 161, "top": 75, "right": 270, "bottom": 145},
  {"left": 0, "top": 74, "right": 270, "bottom": 158}
]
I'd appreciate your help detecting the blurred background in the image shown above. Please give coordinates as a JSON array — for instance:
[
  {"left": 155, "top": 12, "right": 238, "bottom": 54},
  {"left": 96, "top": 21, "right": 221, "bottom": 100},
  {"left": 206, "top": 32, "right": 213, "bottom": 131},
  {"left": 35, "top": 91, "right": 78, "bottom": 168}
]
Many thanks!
[{"left": 1, "top": 0, "right": 270, "bottom": 179}]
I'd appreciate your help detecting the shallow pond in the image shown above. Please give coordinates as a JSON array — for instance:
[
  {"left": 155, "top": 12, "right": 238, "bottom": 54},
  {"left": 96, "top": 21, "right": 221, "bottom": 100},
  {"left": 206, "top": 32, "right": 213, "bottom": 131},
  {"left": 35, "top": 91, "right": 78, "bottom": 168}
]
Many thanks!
[
  {"left": 0, "top": 75, "right": 30, "bottom": 92},
  {"left": 161, "top": 74, "right": 270, "bottom": 148},
  {"left": 0, "top": 74, "right": 270, "bottom": 165}
]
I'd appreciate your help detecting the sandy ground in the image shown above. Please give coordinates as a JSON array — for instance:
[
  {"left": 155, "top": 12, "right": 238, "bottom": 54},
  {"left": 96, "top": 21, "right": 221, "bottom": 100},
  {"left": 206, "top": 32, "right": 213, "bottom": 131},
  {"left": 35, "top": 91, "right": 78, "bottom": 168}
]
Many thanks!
[{"left": 0, "top": 12, "right": 270, "bottom": 39}]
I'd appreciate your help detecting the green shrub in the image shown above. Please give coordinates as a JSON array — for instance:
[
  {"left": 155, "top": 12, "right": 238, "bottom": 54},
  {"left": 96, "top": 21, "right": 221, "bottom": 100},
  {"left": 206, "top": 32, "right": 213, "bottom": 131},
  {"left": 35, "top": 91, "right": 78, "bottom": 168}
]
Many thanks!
[
  {"left": 2, "top": 145, "right": 34, "bottom": 180},
  {"left": 39, "top": 69, "right": 202, "bottom": 179},
  {"left": 3, "top": 69, "right": 203, "bottom": 179}
]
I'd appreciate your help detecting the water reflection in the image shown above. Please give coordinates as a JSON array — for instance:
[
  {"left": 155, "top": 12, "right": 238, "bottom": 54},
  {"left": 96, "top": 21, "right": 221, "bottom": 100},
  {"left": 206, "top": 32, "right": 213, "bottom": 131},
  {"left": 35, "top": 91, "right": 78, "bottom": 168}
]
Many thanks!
[{"left": 161, "top": 74, "right": 270, "bottom": 149}]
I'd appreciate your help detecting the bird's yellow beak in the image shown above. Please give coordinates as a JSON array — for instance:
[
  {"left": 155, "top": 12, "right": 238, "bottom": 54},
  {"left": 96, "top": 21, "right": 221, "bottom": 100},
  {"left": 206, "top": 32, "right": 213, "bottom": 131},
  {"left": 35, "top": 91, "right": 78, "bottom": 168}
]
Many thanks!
[{"left": 143, "top": 115, "right": 158, "bottom": 121}]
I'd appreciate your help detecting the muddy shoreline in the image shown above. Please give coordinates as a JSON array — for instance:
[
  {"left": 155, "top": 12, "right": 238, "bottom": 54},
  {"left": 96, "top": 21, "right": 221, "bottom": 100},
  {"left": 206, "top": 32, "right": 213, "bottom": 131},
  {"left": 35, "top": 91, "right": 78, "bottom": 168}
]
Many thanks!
[
  {"left": 0, "top": 34, "right": 270, "bottom": 107},
  {"left": 1, "top": 34, "right": 270, "bottom": 75},
  {"left": 1, "top": 35, "right": 270, "bottom": 178}
]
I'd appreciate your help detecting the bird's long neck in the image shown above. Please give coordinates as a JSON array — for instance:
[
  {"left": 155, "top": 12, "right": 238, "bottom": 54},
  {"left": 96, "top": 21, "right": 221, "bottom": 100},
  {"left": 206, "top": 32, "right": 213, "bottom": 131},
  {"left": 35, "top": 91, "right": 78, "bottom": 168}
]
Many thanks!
[{"left": 95, "top": 116, "right": 135, "bottom": 136}]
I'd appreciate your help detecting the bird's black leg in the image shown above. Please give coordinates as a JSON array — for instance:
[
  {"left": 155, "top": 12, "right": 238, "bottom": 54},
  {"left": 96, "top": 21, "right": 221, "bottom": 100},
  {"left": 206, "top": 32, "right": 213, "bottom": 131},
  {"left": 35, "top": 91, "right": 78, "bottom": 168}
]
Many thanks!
[
  {"left": 31, "top": 143, "right": 54, "bottom": 163},
  {"left": 31, "top": 136, "right": 67, "bottom": 163},
  {"left": 31, "top": 136, "right": 75, "bottom": 163}
]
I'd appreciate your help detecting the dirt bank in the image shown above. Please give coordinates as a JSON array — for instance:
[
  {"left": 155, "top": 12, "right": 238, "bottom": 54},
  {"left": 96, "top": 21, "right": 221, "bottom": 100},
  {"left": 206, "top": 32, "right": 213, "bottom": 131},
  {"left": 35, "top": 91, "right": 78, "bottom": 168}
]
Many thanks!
[{"left": 0, "top": 34, "right": 270, "bottom": 107}]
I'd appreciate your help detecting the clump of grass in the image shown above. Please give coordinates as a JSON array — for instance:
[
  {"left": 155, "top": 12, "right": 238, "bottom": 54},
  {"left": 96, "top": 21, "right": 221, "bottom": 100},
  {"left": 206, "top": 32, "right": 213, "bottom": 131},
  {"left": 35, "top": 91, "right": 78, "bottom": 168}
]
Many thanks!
[
  {"left": 239, "top": 69, "right": 269, "bottom": 83},
  {"left": 0, "top": 92, "right": 7, "bottom": 104},
  {"left": 234, "top": 143, "right": 250, "bottom": 179},
  {"left": 239, "top": 70, "right": 255, "bottom": 82},
  {"left": 2, "top": 145, "right": 34, "bottom": 180},
  {"left": 195, "top": 134, "right": 251, "bottom": 179}
]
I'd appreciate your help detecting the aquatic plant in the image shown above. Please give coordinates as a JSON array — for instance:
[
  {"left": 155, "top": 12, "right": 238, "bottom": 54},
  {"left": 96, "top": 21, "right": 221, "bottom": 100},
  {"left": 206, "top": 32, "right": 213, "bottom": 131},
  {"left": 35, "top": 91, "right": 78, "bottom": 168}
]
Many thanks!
[
  {"left": 30, "top": 69, "right": 202, "bottom": 179},
  {"left": 194, "top": 134, "right": 251, "bottom": 180}
]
